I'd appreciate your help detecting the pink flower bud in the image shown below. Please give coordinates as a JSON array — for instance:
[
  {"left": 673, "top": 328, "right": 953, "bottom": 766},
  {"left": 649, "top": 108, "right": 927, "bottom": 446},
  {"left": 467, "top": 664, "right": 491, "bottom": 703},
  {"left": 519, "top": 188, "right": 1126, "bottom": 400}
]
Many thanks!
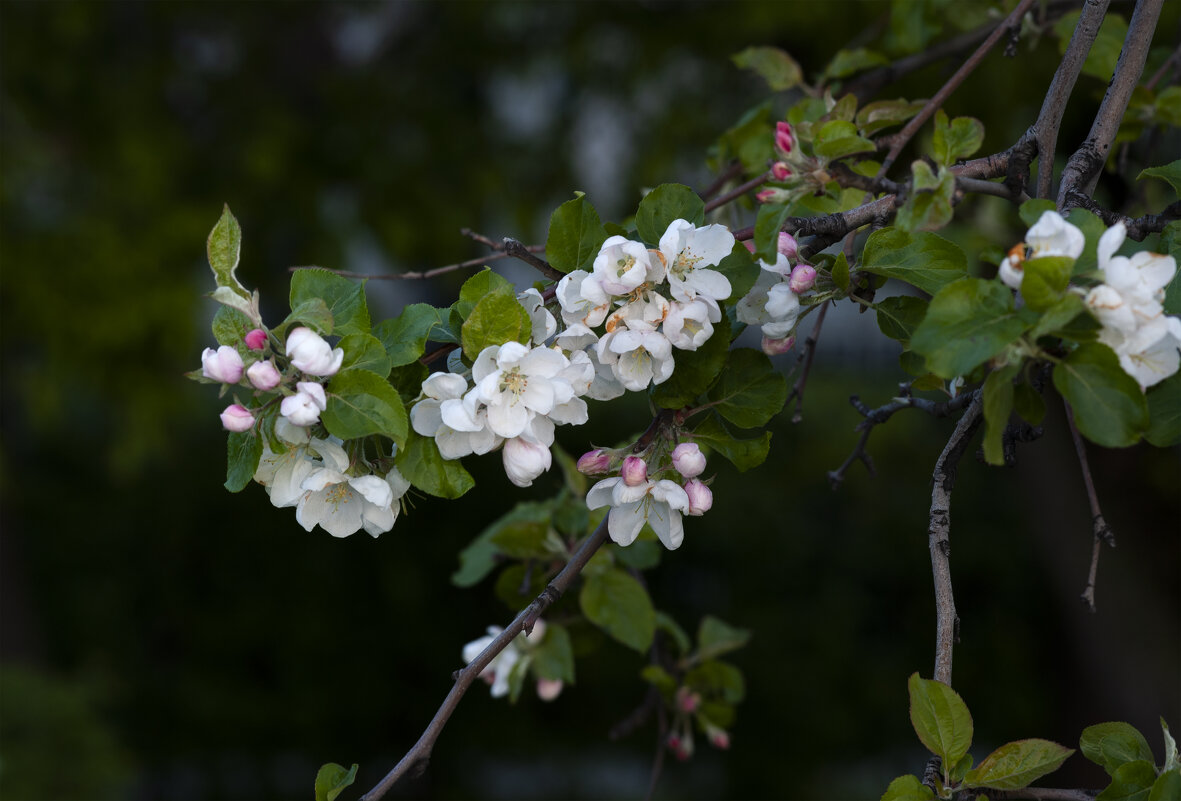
[
  {"left": 503, "top": 437, "right": 552, "bottom": 488},
  {"left": 621, "top": 456, "right": 648, "bottom": 487},
  {"left": 755, "top": 189, "right": 777, "bottom": 204},
  {"left": 771, "top": 161, "right": 792, "bottom": 181},
  {"left": 775, "top": 121, "right": 794, "bottom": 155},
  {"left": 246, "top": 359, "right": 282, "bottom": 391},
  {"left": 671, "top": 442, "right": 706, "bottom": 478},
  {"left": 220, "top": 404, "right": 254, "bottom": 432},
  {"left": 684, "top": 479, "right": 713, "bottom": 516},
  {"left": 789, "top": 264, "right": 817, "bottom": 293},
  {"left": 244, "top": 328, "right": 268, "bottom": 351},
  {"left": 707, "top": 726, "right": 730, "bottom": 750},
  {"left": 777, "top": 232, "right": 798, "bottom": 261},
  {"left": 675, "top": 686, "right": 701, "bottom": 713},
  {"left": 577, "top": 449, "right": 611, "bottom": 475},
  {"left": 201, "top": 345, "right": 244, "bottom": 384},
  {"left": 536, "top": 678, "right": 564, "bottom": 702},
  {"left": 761, "top": 335, "right": 796, "bottom": 356}
]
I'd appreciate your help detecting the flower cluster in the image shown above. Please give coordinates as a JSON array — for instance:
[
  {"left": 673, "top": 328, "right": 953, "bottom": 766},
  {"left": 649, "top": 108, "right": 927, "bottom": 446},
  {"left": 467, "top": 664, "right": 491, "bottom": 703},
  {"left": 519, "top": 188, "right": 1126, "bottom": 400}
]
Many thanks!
[
  {"left": 756, "top": 121, "right": 830, "bottom": 206},
  {"left": 735, "top": 232, "right": 814, "bottom": 354},
  {"left": 999, "top": 211, "right": 1180, "bottom": 389},
  {"left": 462, "top": 620, "right": 563, "bottom": 702},
  {"left": 556, "top": 218, "right": 735, "bottom": 392},
  {"left": 583, "top": 441, "right": 713, "bottom": 551}
]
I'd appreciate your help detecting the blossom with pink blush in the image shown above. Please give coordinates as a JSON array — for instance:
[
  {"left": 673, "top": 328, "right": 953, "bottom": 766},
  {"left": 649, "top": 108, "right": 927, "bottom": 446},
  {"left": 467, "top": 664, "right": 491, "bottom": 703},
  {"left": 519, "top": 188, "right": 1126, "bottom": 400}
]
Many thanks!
[
  {"left": 536, "top": 679, "right": 564, "bottom": 702},
  {"left": 280, "top": 381, "right": 327, "bottom": 427},
  {"left": 247, "top": 359, "right": 282, "bottom": 391},
  {"left": 777, "top": 232, "right": 798, "bottom": 261},
  {"left": 621, "top": 456, "right": 648, "bottom": 487},
  {"left": 220, "top": 404, "right": 254, "bottom": 432},
  {"left": 577, "top": 449, "right": 611, "bottom": 475},
  {"left": 771, "top": 161, "right": 792, "bottom": 181},
  {"left": 789, "top": 264, "right": 817, "bottom": 293},
  {"left": 684, "top": 479, "right": 713, "bottom": 516},
  {"left": 244, "top": 328, "right": 268, "bottom": 351},
  {"left": 761, "top": 334, "right": 796, "bottom": 356},
  {"left": 671, "top": 443, "right": 706, "bottom": 478},
  {"left": 201, "top": 345, "right": 244, "bottom": 384},
  {"left": 775, "top": 121, "right": 794, "bottom": 155},
  {"left": 756, "top": 189, "right": 777, "bottom": 204}
]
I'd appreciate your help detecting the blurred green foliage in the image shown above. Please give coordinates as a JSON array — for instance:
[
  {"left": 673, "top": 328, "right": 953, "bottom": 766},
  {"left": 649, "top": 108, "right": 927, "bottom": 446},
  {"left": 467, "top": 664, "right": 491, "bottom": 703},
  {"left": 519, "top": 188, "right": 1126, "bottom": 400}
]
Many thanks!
[{"left": 1, "top": 2, "right": 1177, "bottom": 799}]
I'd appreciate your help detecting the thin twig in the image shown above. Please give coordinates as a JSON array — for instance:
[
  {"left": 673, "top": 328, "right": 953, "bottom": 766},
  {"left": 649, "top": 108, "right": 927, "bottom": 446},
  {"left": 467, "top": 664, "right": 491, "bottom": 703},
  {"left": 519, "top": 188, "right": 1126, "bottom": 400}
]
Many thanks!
[
  {"left": 785, "top": 302, "right": 830, "bottom": 423},
  {"left": 1064, "top": 400, "right": 1116, "bottom": 613},
  {"left": 1061, "top": 194, "right": 1181, "bottom": 241},
  {"left": 929, "top": 390, "right": 984, "bottom": 686},
  {"left": 704, "top": 170, "right": 772, "bottom": 214},
  {"left": 360, "top": 516, "right": 612, "bottom": 801},
  {"left": 503, "top": 238, "right": 566, "bottom": 282},
  {"left": 956, "top": 176, "right": 1028, "bottom": 202},
  {"left": 1058, "top": 0, "right": 1166, "bottom": 207}
]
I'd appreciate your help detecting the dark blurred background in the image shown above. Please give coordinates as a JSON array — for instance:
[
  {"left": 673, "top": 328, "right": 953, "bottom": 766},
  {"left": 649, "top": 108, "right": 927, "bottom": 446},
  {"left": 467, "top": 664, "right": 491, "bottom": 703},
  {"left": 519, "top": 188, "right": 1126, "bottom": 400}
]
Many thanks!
[{"left": 1, "top": 2, "right": 1177, "bottom": 799}]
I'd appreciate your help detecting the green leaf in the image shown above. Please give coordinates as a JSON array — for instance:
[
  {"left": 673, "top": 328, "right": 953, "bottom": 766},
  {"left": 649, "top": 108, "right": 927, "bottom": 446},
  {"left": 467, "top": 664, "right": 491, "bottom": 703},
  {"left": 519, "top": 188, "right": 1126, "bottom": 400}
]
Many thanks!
[
  {"left": 532, "top": 622, "right": 575, "bottom": 684},
  {"left": 1163, "top": 718, "right": 1179, "bottom": 773},
  {"left": 641, "top": 664, "right": 678, "bottom": 696},
  {"left": 289, "top": 269, "right": 371, "bottom": 337},
  {"left": 207, "top": 204, "right": 247, "bottom": 299},
  {"left": 490, "top": 519, "right": 550, "bottom": 559},
  {"left": 832, "top": 251, "right": 850, "bottom": 292},
  {"left": 1098, "top": 760, "right": 1158, "bottom": 801},
  {"left": 1020, "top": 198, "right": 1059, "bottom": 228},
  {"left": 579, "top": 567, "right": 655, "bottom": 653},
  {"left": 1149, "top": 770, "right": 1181, "bottom": 801},
  {"left": 1054, "top": 11, "right": 1129, "bottom": 81},
  {"left": 696, "top": 616, "right": 752, "bottom": 662},
  {"left": 1082, "top": 722, "right": 1157, "bottom": 776},
  {"left": 451, "top": 502, "right": 553, "bottom": 587},
  {"left": 389, "top": 361, "right": 428, "bottom": 402},
  {"left": 880, "top": 774, "right": 936, "bottom": 801},
  {"left": 1066, "top": 208, "right": 1107, "bottom": 276},
  {"left": 652, "top": 314, "right": 732, "bottom": 408},
  {"left": 814, "top": 120, "right": 876, "bottom": 160},
  {"left": 731, "top": 45, "right": 803, "bottom": 90},
  {"left": 707, "top": 348, "right": 788, "bottom": 428},
  {"left": 685, "top": 659, "right": 745, "bottom": 704},
  {"left": 983, "top": 363, "right": 1019, "bottom": 466},
  {"left": 911, "top": 278, "right": 1032, "bottom": 378},
  {"left": 546, "top": 193, "right": 609, "bottom": 274},
  {"left": 965, "top": 739, "right": 1074, "bottom": 790},
  {"left": 1053, "top": 345, "right": 1149, "bottom": 448},
  {"left": 1137, "top": 160, "right": 1181, "bottom": 197},
  {"left": 875, "top": 296, "right": 928, "bottom": 343},
  {"left": 715, "top": 103, "right": 774, "bottom": 175},
  {"left": 1021, "top": 256, "right": 1074, "bottom": 312},
  {"left": 1145, "top": 372, "right": 1181, "bottom": 447},
  {"left": 613, "top": 539, "right": 661, "bottom": 570},
  {"left": 635, "top": 183, "right": 705, "bottom": 245},
  {"left": 338, "top": 333, "right": 392, "bottom": 378},
  {"left": 322, "top": 368, "right": 408, "bottom": 444},
  {"left": 374, "top": 304, "right": 445, "bottom": 368},
  {"left": 456, "top": 267, "right": 514, "bottom": 317},
  {"left": 932, "top": 109, "right": 984, "bottom": 166},
  {"left": 314, "top": 763, "right": 358, "bottom": 801},
  {"left": 1163, "top": 222, "right": 1181, "bottom": 316},
  {"left": 753, "top": 203, "right": 792, "bottom": 264},
  {"left": 212, "top": 306, "right": 254, "bottom": 347},
  {"left": 654, "top": 611, "right": 691, "bottom": 655},
  {"left": 225, "top": 431, "right": 262, "bottom": 493},
  {"left": 1028, "top": 294, "right": 1087, "bottom": 341},
  {"left": 282, "top": 298, "right": 334, "bottom": 336},
  {"left": 461, "top": 288, "right": 531, "bottom": 360},
  {"left": 896, "top": 162, "right": 954, "bottom": 233},
  {"left": 691, "top": 413, "right": 772, "bottom": 472},
  {"left": 396, "top": 428, "right": 475, "bottom": 499},
  {"left": 856, "top": 98, "right": 925, "bottom": 137},
  {"left": 1013, "top": 382, "right": 1046, "bottom": 426},
  {"left": 824, "top": 48, "right": 889, "bottom": 81},
  {"left": 908, "top": 672, "right": 973, "bottom": 765},
  {"left": 715, "top": 241, "right": 761, "bottom": 300},
  {"left": 860, "top": 227, "right": 968, "bottom": 296}
]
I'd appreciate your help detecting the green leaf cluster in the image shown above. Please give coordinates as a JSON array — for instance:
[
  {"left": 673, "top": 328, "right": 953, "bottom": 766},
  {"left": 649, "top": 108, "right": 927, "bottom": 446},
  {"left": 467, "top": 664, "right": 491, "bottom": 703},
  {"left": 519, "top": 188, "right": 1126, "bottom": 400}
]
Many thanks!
[{"left": 1080, "top": 719, "right": 1180, "bottom": 801}]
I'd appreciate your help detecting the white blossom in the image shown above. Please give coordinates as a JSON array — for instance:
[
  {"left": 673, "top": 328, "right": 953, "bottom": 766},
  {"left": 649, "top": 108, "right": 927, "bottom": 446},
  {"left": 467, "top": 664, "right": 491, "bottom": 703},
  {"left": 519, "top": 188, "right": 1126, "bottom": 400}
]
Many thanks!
[
  {"left": 286, "top": 327, "right": 344, "bottom": 377},
  {"left": 295, "top": 439, "right": 410, "bottom": 537},
  {"left": 663, "top": 300, "right": 715, "bottom": 351},
  {"left": 556, "top": 270, "right": 611, "bottom": 328},
  {"left": 592, "top": 235, "right": 658, "bottom": 296},
  {"left": 518, "top": 289, "right": 557, "bottom": 345},
  {"left": 201, "top": 345, "right": 244, "bottom": 384},
  {"left": 586, "top": 476, "right": 690, "bottom": 550},
  {"left": 280, "top": 381, "right": 327, "bottom": 427},
  {"left": 502, "top": 435, "right": 552, "bottom": 488},
  {"left": 473, "top": 342, "right": 569, "bottom": 439},
  {"left": 658, "top": 219, "right": 733, "bottom": 305},
  {"left": 596, "top": 329, "right": 675, "bottom": 391}
]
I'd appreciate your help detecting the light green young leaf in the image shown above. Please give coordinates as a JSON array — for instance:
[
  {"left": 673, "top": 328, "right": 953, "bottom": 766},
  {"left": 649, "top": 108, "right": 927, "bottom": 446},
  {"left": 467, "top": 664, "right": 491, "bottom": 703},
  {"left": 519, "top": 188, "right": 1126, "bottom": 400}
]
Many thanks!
[
  {"left": 1081, "top": 722, "right": 1157, "bottom": 776},
  {"left": 314, "top": 763, "right": 358, "bottom": 801},
  {"left": 1053, "top": 345, "right": 1149, "bottom": 448},
  {"left": 707, "top": 348, "right": 789, "bottom": 429},
  {"left": 289, "top": 269, "right": 370, "bottom": 337},
  {"left": 832, "top": 251, "right": 851, "bottom": 292},
  {"left": 461, "top": 288, "right": 531, "bottom": 360},
  {"left": 635, "top": 183, "right": 705, "bottom": 245},
  {"left": 1028, "top": 294, "right": 1086, "bottom": 342},
  {"left": 1149, "top": 770, "right": 1181, "bottom": 801},
  {"left": 1097, "top": 760, "right": 1158, "bottom": 801},
  {"left": 1021, "top": 256, "right": 1074, "bottom": 312},
  {"left": 856, "top": 98, "right": 925, "bottom": 137},
  {"left": 983, "top": 362, "right": 1020, "bottom": 466},
  {"left": 456, "top": 267, "right": 515, "bottom": 317},
  {"left": 322, "top": 368, "right": 408, "bottom": 444},
  {"left": 282, "top": 298, "right": 333, "bottom": 336},
  {"left": 932, "top": 109, "right": 984, "bottom": 166},
  {"left": 212, "top": 305, "right": 255, "bottom": 348},
  {"left": 696, "top": 616, "right": 752, "bottom": 662},
  {"left": 546, "top": 193, "right": 608, "bottom": 274},
  {"left": 225, "top": 431, "right": 262, "bottom": 493},
  {"left": 396, "top": 429, "right": 474, "bottom": 499},
  {"left": 824, "top": 48, "right": 889, "bottom": 81},
  {"left": 690, "top": 413, "right": 772, "bottom": 472},
  {"left": 580, "top": 567, "right": 656, "bottom": 653},
  {"left": 731, "top": 45, "right": 803, "bottom": 90},
  {"left": 908, "top": 672, "right": 974, "bottom": 765},
  {"left": 1137, "top": 160, "right": 1181, "bottom": 197},
  {"left": 641, "top": 664, "right": 678, "bottom": 696},
  {"left": 860, "top": 227, "right": 968, "bottom": 296},
  {"left": 964, "top": 739, "right": 1074, "bottom": 790},
  {"left": 715, "top": 103, "right": 774, "bottom": 175},
  {"left": 896, "top": 162, "right": 954, "bottom": 232},
  {"left": 880, "top": 774, "right": 935, "bottom": 801},
  {"left": 206, "top": 204, "right": 248, "bottom": 299},
  {"left": 1163, "top": 718, "right": 1179, "bottom": 773},
  {"left": 813, "top": 119, "right": 876, "bottom": 160},
  {"left": 910, "top": 278, "right": 1032, "bottom": 378}
]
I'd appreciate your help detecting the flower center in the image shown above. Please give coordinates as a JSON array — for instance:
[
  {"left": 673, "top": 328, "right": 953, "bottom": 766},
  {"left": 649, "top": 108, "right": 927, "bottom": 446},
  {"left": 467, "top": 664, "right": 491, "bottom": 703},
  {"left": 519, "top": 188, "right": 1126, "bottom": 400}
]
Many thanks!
[
  {"left": 615, "top": 255, "right": 636, "bottom": 278},
  {"left": 326, "top": 482, "right": 352, "bottom": 508},
  {"left": 671, "top": 249, "right": 701, "bottom": 279},
  {"left": 500, "top": 366, "right": 528, "bottom": 398}
]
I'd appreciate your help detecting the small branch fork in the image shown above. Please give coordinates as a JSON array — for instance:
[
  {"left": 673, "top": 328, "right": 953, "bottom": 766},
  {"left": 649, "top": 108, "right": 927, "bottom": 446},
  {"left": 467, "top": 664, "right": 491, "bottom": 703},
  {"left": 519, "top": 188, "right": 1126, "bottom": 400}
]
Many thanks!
[
  {"left": 1064, "top": 400, "right": 1116, "bottom": 613},
  {"left": 929, "top": 390, "right": 984, "bottom": 686},
  {"left": 359, "top": 516, "right": 612, "bottom": 801},
  {"left": 827, "top": 387, "right": 979, "bottom": 489}
]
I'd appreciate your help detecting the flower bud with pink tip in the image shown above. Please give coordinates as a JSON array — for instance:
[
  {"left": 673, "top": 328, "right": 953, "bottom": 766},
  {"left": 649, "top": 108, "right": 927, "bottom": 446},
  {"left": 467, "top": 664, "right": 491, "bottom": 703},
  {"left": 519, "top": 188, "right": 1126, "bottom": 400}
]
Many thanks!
[
  {"left": 244, "top": 328, "right": 268, "bottom": 351},
  {"left": 621, "top": 456, "right": 648, "bottom": 487},
  {"left": 775, "top": 121, "right": 794, "bottom": 155},
  {"left": 220, "top": 404, "right": 254, "bottom": 432},
  {"left": 280, "top": 381, "right": 327, "bottom": 427},
  {"left": 684, "top": 479, "right": 713, "bottom": 516},
  {"left": 777, "top": 232, "right": 798, "bottom": 261},
  {"left": 761, "top": 334, "right": 796, "bottom": 356},
  {"left": 705, "top": 723, "right": 730, "bottom": 750},
  {"left": 536, "top": 679, "right": 564, "bottom": 702},
  {"left": 202, "top": 346, "right": 244, "bottom": 384},
  {"left": 286, "top": 327, "right": 344, "bottom": 377},
  {"left": 789, "top": 264, "right": 817, "bottom": 293},
  {"left": 247, "top": 359, "right": 282, "bottom": 391},
  {"left": 671, "top": 443, "right": 706, "bottom": 478},
  {"left": 577, "top": 449, "right": 612, "bottom": 475},
  {"left": 771, "top": 161, "right": 792, "bottom": 181},
  {"left": 675, "top": 686, "right": 701, "bottom": 713}
]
